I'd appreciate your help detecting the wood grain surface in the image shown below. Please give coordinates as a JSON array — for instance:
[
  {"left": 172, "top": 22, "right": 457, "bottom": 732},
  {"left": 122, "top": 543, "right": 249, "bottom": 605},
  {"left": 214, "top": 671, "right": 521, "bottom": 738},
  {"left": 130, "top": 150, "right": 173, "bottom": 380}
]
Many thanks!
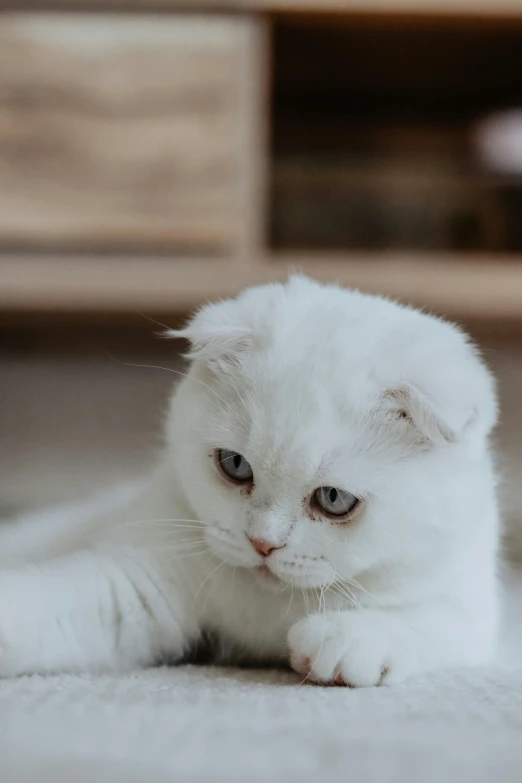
[
  {"left": 1, "top": 253, "right": 522, "bottom": 320},
  {"left": 0, "top": 14, "right": 253, "bottom": 254}
]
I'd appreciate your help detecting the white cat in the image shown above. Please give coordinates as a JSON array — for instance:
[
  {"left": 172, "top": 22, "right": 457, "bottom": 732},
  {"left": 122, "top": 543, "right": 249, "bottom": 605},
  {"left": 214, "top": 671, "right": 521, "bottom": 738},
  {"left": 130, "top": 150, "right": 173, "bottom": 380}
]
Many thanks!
[{"left": 0, "top": 275, "right": 500, "bottom": 686}]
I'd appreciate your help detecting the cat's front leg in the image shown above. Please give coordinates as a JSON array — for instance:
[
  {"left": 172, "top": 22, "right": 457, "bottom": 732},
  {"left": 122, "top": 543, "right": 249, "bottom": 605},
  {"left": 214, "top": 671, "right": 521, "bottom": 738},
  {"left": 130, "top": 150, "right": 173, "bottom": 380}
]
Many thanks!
[
  {"left": 0, "top": 548, "right": 193, "bottom": 677},
  {"left": 288, "top": 601, "right": 496, "bottom": 687}
]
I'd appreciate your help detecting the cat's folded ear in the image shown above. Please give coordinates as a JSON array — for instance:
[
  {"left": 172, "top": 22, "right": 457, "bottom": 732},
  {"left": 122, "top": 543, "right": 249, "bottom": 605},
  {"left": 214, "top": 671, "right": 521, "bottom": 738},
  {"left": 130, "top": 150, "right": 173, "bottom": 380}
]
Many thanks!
[
  {"left": 382, "top": 354, "right": 497, "bottom": 451},
  {"left": 164, "top": 300, "right": 252, "bottom": 373},
  {"left": 383, "top": 383, "right": 468, "bottom": 447}
]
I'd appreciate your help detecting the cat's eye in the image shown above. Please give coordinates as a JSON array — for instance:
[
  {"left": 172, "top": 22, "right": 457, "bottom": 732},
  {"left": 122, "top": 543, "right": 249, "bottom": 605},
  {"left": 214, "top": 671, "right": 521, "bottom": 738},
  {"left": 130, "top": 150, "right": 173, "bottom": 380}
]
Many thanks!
[
  {"left": 216, "top": 449, "right": 253, "bottom": 484},
  {"left": 313, "top": 486, "right": 359, "bottom": 519}
]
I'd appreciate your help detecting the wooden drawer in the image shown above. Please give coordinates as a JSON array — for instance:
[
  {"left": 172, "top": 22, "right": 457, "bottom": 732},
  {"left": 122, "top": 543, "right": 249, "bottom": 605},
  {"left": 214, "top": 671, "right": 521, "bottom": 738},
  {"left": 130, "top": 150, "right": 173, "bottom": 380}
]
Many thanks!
[{"left": 0, "top": 14, "right": 256, "bottom": 255}]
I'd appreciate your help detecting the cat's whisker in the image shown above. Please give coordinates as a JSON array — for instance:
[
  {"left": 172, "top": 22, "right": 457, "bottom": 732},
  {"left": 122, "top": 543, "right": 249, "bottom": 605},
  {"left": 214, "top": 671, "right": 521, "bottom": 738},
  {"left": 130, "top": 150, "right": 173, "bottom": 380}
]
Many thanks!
[
  {"left": 342, "top": 576, "right": 381, "bottom": 607},
  {"left": 192, "top": 553, "right": 229, "bottom": 606},
  {"left": 160, "top": 549, "right": 210, "bottom": 560},
  {"left": 144, "top": 544, "right": 208, "bottom": 557},
  {"left": 148, "top": 535, "right": 204, "bottom": 544},
  {"left": 329, "top": 577, "right": 362, "bottom": 609},
  {"left": 134, "top": 310, "right": 175, "bottom": 333},
  {"left": 155, "top": 540, "right": 207, "bottom": 551},
  {"left": 113, "top": 518, "right": 208, "bottom": 530},
  {"left": 223, "top": 372, "right": 250, "bottom": 424},
  {"left": 107, "top": 356, "right": 249, "bottom": 430},
  {"left": 282, "top": 580, "right": 295, "bottom": 621},
  {"left": 338, "top": 577, "right": 428, "bottom": 639},
  {"left": 276, "top": 581, "right": 290, "bottom": 596},
  {"left": 337, "top": 586, "right": 361, "bottom": 610},
  {"left": 135, "top": 533, "right": 204, "bottom": 544},
  {"left": 300, "top": 587, "right": 310, "bottom": 615}
]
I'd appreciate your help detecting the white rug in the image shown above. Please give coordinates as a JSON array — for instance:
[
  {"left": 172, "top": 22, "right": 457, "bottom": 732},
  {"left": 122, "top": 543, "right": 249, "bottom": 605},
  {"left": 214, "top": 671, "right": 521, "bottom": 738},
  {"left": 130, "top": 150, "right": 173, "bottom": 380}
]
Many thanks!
[{"left": 2, "top": 662, "right": 522, "bottom": 782}]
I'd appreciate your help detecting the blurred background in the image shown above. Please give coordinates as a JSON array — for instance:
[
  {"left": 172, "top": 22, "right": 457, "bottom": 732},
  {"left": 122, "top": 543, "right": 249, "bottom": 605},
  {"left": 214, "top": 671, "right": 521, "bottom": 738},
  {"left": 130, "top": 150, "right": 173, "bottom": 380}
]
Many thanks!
[{"left": 1, "top": 6, "right": 521, "bottom": 546}]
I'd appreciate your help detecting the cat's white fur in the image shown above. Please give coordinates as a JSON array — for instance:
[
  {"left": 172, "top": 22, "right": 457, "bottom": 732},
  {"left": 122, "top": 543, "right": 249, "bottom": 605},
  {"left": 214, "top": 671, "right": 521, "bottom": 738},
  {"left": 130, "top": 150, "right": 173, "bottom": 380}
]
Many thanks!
[{"left": 0, "top": 276, "right": 499, "bottom": 686}]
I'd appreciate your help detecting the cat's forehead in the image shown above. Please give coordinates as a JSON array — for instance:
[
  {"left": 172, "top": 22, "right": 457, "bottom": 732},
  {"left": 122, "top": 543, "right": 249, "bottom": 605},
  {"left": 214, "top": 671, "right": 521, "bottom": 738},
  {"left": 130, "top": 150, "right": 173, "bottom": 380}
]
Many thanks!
[
  {"left": 231, "top": 330, "right": 378, "bottom": 421},
  {"left": 210, "top": 369, "right": 382, "bottom": 496},
  {"left": 216, "top": 352, "right": 374, "bottom": 464}
]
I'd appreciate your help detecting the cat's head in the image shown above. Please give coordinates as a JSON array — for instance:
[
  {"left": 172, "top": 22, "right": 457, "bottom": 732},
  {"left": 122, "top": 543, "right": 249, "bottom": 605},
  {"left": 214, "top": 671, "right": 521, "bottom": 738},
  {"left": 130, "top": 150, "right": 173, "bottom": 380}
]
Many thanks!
[{"left": 166, "top": 275, "right": 497, "bottom": 593}]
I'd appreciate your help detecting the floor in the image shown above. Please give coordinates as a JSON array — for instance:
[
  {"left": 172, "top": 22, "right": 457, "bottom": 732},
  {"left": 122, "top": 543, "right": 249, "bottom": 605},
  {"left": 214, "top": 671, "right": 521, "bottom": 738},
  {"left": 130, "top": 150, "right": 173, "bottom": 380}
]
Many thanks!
[{"left": 3, "top": 663, "right": 522, "bottom": 783}]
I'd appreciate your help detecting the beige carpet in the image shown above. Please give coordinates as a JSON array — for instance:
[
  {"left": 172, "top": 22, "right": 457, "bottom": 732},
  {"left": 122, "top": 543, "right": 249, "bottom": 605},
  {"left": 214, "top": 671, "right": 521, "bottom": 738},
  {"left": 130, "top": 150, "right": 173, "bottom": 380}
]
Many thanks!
[{"left": 2, "top": 662, "right": 522, "bottom": 782}]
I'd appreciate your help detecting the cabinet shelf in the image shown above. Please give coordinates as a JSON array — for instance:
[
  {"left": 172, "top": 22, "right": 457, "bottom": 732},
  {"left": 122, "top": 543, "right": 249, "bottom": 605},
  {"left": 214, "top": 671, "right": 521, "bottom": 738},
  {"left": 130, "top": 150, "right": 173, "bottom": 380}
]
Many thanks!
[{"left": 1, "top": 253, "right": 521, "bottom": 320}]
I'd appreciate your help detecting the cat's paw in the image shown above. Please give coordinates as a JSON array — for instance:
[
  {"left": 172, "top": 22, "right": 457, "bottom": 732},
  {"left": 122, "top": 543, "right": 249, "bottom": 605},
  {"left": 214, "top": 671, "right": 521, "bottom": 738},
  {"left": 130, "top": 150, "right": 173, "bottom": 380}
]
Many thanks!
[{"left": 288, "top": 611, "right": 409, "bottom": 688}]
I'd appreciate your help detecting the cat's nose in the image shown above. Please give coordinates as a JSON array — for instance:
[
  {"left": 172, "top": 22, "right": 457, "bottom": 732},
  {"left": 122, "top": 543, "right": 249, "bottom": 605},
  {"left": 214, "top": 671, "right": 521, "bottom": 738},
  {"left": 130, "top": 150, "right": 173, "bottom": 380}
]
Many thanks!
[{"left": 248, "top": 537, "right": 282, "bottom": 557}]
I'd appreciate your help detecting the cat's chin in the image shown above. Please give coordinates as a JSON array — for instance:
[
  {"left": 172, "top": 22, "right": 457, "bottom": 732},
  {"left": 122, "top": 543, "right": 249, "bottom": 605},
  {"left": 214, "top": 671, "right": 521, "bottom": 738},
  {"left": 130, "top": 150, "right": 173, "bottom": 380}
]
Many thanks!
[
  {"left": 242, "top": 564, "right": 283, "bottom": 592},
  {"left": 251, "top": 565, "right": 324, "bottom": 592}
]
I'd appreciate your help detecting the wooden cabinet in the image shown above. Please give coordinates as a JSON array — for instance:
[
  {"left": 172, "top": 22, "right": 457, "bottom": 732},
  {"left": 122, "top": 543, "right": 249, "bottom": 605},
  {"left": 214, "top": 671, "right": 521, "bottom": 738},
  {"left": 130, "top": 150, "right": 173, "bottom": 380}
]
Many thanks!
[
  {"left": 0, "top": 14, "right": 259, "bottom": 255},
  {"left": 1, "top": 5, "right": 522, "bottom": 321}
]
